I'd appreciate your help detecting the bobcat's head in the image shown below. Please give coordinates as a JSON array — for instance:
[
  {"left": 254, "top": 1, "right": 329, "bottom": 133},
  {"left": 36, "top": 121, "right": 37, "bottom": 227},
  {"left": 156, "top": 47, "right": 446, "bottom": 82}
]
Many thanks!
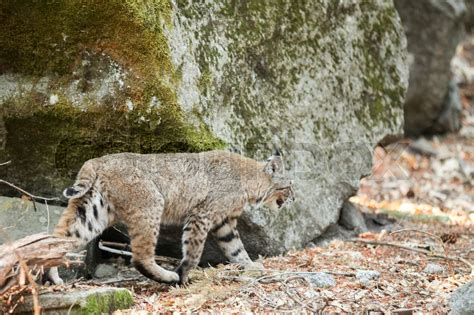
[{"left": 259, "top": 152, "right": 295, "bottom": 210}]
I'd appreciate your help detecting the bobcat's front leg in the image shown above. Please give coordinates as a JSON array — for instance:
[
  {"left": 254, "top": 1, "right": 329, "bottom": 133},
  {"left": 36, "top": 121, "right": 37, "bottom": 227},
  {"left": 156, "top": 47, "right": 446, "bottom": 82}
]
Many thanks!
[
  {"left": 176, "top": 213, "right": 211, "bottom": 284},
  {"left": 212, "top": 218, "right": 264, "bottom": 270}
]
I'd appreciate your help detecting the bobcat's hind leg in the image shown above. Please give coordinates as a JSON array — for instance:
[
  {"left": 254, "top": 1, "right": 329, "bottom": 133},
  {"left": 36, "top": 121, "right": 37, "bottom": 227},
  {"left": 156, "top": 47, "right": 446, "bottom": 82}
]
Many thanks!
[
  {"left": 176, "top": 213, "right": 211, "bottom": 284},
  {"left": 48, "top": 189, "right": 112, "bottom": 284},
  {"left": 212, "top": 217, "right": 264, "bottom": 270},
  {"left": 125, "top": 192, "right": 179, "bottom": 283}
]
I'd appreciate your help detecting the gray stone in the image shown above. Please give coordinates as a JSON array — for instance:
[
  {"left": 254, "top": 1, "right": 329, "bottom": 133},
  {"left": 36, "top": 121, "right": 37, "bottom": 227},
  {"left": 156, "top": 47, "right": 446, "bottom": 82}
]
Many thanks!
[
  {"left": 433, "top": 79, "right": 463, "bottom": 134},
  {"left": 449, "top": 281, "right": 474, "bottom": 315},
  {"left": 0, "top": 196, "right": 64, "bottom": 245},
  {"left": 339, "top": 201, "right": 368, "bottom": 233},
  {"left": 356, "top": 269, "right": 381, "bottom": 286},
  {"left": 409, "top": 137, "right": 438, "bottom": 157},
  {"left": 394, "top": 0, "right": 466, "bottom": 136},
  {"left": 94, "top": 263, "right": 118, "bottom": 279},
  {"left": 305, "top": 272, "right": 336, "bottom": 288},
  {"left": 348, "top": 251, "right": 364, "bottom": 260},
  {"left": 13, "top": 287, "right": 133, "bottom": 314},
  {"left": 0, "top": 1, "right": 408, "bottom": 259},
  {"left": 423, "top": 263, "right": 445, "bottom": 274}
]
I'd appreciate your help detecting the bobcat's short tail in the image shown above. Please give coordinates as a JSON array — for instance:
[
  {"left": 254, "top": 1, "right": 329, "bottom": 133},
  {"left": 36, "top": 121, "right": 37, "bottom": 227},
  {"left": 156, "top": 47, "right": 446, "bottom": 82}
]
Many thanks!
[{"left": 63, "top": 160, "right": 98, "bottom": 199}]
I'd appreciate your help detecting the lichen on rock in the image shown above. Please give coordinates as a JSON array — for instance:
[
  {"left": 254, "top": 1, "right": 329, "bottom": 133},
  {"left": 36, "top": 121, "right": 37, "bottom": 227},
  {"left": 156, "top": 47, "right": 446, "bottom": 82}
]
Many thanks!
[{"left": 167, "top": 0, "right": 408, "bottom": 255}]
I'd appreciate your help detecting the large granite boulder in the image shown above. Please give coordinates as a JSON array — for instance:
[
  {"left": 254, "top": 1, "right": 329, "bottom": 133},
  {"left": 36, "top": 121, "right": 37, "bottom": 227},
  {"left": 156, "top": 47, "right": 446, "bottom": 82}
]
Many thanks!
[
  {"left": 0, "top": 1, "right": 408, "bottom": 258},
  {"left": 394, "top": 0, "right": 467, "bottom": 136}
]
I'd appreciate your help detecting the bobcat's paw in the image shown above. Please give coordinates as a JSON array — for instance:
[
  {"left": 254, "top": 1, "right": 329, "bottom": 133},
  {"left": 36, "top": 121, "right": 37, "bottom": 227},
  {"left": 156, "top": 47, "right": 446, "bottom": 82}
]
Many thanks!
[
  {"left": 175, "top": 265, "right": 189, "bottom": 285},
  {"left": 48, "top": 267, "right": 64, "bottom": 285},
  {"left": 161, "top": 269, "right": 180, "bottom": 283}
]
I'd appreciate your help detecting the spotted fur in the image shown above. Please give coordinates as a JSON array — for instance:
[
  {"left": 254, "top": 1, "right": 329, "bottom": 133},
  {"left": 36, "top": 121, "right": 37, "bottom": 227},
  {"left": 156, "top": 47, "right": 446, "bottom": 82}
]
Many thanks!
[{"left": 49, "top": 150, "right": 294, "bottom": 284}]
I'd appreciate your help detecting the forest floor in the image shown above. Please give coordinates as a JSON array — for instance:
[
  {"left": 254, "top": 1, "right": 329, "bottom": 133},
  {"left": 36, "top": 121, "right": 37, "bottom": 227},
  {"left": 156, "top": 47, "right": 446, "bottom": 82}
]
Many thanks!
[{"left": 2, "top": 32, "right": 474, "bottom": 315}]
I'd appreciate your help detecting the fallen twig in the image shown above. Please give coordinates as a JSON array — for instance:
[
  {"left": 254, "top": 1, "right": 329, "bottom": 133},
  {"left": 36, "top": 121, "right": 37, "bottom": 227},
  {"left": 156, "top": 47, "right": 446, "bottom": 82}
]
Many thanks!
[
  {"left": 0, "top": 161, "right": 11, "bottom": 167},
  {"left": 390, "top": 228, "right": 446, "bottom": 252},
  {"left": 0, "top": 179, "right": 59, "bottom": 215},
  {"left": 220, "top": 268, "right": 356, "bottom": 277},
  {"left": 242, "top": 270, "right": 354, "bottom": 287},
  {"left": 98, "top": 241, "right": 180, "bottom": 266},
  {"left": 0, "top": 180, "right": 59, "bottom": 202},
  {"left": 391, "top": 228, "right": 454, "bottom": 275},
  {"left": 350, "top": 238, "right": 474, "bottom": 276},
  {"left": 281, "top": 277, "right": 322, "bottom": 313}
]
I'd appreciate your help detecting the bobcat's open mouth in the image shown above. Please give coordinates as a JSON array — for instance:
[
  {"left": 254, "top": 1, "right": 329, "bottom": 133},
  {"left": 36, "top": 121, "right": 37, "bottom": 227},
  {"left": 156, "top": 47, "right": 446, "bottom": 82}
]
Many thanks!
[{"left": 276, "top": 198, "right": 285, "bottom": 208}]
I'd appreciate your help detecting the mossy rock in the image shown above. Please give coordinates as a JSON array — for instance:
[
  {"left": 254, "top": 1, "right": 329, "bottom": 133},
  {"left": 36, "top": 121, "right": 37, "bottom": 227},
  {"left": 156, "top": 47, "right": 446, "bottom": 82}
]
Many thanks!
[
  {"left": 12, "top": 287, "right": 133, "bottom": 314},
  {"left": 0, "top": 0, "right": 224, "bottom": 197},
  {"left": 164, "top": 0, "right": 408, "bottom": 255},
  {"left": 1, "top": 0, "right": 408, "bottom": 256}
]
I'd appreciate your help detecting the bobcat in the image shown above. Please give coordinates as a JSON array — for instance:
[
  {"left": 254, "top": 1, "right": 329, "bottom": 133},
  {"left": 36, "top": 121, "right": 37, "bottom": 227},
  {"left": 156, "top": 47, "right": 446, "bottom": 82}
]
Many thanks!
[{"left": 49, "top": 150, "right": 294, "bottom": 284}]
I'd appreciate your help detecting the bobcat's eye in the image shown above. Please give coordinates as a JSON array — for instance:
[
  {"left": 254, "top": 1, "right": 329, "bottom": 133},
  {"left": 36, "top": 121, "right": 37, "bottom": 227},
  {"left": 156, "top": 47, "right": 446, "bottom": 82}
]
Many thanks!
[{"left": 276, "top": 198, "right": 285, "bottom": 208}]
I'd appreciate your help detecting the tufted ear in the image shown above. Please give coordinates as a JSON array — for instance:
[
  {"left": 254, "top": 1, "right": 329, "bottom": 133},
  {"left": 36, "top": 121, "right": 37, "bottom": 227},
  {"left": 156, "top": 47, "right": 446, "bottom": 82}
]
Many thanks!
[{"left": 263, "top": 154, "right": 283, "bottom": 176}]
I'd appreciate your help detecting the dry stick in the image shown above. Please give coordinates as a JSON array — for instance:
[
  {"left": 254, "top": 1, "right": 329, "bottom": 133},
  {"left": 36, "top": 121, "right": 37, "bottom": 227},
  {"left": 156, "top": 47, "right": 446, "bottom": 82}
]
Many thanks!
[
  {"left": 0, "top": 161, "right": 11, "bottom": 166},
  {"left": 390, "top": 228, "right": 447, "bottom": 253},
  {"left": 242, "top": 270, "right": 354, "bottom": 288},
  {"left": 0, "top": 229, "right": 41, "bottom": 315},
  {"left": 390, "top": 228, "right": 453, "bottom": 274},
  {"left": 350, "top": 238, "right": 474, "bottom": 276},
  {"left": 45, "top": 200, "right": 50, "bottom": 233},
  {"left": 282, "top": 276, "right": 323, "bottom": 313},
  {"left": 17, "top": 258, "right": 40, "bottom": 315},
  {"left": 101, "top": 241, "right": 129, "bottom": 249},
  {"left": 0, "top": 180, "right": 59, "bottom": 202},
  {"left": 98, "top": 241, "right": 180, "bottom": 265},
  {"left": 0, "top": 179, "right": 59, "bottom": 213},
  {"left": 221, "top": 268, "right": 356, "bottom": 277}
]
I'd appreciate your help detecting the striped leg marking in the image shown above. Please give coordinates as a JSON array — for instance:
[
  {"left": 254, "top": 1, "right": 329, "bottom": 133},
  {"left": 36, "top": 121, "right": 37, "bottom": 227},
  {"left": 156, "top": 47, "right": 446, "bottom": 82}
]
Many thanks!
[
  {"left": 176, "top": 214, "right": 211, "bottom": 284},
  {"left": 212, "top": 218, "right": 252, "bottom": 266}
]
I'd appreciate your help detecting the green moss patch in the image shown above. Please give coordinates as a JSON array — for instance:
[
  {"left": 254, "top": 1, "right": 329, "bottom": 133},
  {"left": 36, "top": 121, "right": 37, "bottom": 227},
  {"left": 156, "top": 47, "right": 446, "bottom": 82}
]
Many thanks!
[
  {"left": 0, "top": 0, "right": 172, "bottom": 78},
  {"left": 81, "top": 288, "right": 133, "bottom": 314},
  {"left": 0, "top": 1, "right": 225, "bottom": 197},
  {"left": 0, "top": 93, "right": 224, "bottom": 196}
]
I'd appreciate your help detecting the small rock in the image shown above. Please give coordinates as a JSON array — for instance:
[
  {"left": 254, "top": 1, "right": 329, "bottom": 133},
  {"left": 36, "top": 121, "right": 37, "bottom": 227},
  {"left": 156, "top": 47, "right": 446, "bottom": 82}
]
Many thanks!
[
  {"left": 449, "top": 281, "right": 474, "bottom": 315},
  {"left": 409, "top": 137, "right": 438, "bottom": 157},
  {"left": 348, "top": 251, "right": 364, "bottom": 260},
  {"left": 94, "top": 263, "right": 118, "bottom": 279},
  {"left": 305, "top": 272, "right": 336, "bottom": 288},
  {"left": 356, "top": 269, "right": 380, "bottom": 286},
  {"left": 339, "top": 201, "right": 368, "bottom": 232},
  {"left": 423, "top": 263, "right": 445, "bottom": 274}
]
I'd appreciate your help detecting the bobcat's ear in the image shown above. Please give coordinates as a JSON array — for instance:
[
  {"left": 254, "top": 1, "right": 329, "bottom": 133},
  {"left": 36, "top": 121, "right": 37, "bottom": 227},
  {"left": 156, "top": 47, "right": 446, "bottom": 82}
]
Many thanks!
[{"left": 263, "top": 154, "right": 283, "bottom": 176}]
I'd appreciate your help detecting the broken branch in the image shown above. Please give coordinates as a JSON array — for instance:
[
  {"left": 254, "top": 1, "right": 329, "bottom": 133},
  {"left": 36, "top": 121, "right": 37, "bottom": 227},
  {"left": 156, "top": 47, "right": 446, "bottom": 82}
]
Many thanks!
[
  {"left": 0, "top": 233, "right": 77, "bottom": 294},
  {"left": 0, "top": 180, "right": 59, "bottom": 202}
]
